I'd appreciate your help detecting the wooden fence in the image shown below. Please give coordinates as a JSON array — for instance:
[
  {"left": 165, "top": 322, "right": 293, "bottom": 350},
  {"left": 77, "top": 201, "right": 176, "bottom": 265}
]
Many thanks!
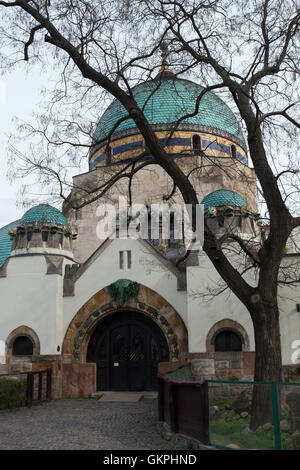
[
  {"left": 0, "top": 369, "right": 52, "bottom": 408},
  {"left": 157, "top": 371, "right": 210, "bottom": 445}
]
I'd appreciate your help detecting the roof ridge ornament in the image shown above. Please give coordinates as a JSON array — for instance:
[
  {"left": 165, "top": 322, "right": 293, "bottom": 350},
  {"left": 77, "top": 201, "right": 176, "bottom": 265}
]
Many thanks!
[{"left": 156, "top": 40, "right": 173, "bottom": 78}]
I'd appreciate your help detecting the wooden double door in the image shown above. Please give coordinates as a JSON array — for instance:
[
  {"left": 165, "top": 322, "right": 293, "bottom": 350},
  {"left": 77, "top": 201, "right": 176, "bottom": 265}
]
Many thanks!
[{"left": 87, "top": 311, "right": 169, "bottom": 391}]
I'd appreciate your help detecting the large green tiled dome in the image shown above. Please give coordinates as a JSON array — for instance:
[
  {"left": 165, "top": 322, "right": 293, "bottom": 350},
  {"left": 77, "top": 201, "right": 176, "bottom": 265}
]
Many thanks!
[
  {"left": 201, "top": 189, "right": 248, "bottom": 210},
  {"left": 94, "top": 76, "right": 245, "bottom": 145},
  {"left": 21, "top": 204, "right": 67, "bottom": 226}
]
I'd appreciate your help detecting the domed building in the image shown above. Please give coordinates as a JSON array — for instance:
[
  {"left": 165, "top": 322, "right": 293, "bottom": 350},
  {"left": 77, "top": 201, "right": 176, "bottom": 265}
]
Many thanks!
[{"left": 0, "top": 65, "right": 299, "bottom": 397}]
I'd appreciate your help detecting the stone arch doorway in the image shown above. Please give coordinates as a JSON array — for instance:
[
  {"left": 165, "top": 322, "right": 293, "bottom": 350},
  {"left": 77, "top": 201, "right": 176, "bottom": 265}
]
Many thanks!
[
  {"left": 87, "top": 310, "right": 169, "bottom": 391},
  {"left": 62, "top": 282, "right": 188, "bottom": 392}
]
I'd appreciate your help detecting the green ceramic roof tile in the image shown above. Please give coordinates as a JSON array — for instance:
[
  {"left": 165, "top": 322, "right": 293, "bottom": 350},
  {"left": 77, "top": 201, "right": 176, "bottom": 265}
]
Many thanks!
[
  {"left": 94, "top": 77, "right": 245, "bottom": 144},
  {"left": 21, "top": 204, "right": 67, "bottom": 226},
  {"left": 201, "top": 189, "right": 248, "bottom": 210},
  {"left": 0, "top": 220, "right": 20, "bottom": 267}
]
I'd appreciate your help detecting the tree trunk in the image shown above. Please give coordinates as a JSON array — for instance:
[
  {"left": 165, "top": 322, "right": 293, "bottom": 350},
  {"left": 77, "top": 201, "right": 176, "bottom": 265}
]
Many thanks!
[{"left": 250, "top": 301, "right": 282, "bottom": 430}]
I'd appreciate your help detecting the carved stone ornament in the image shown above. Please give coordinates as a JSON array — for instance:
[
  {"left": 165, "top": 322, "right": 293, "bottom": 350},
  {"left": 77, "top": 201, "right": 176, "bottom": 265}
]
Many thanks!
[{"left": 110, "top": 279, "right": 139, "bottom": 307}]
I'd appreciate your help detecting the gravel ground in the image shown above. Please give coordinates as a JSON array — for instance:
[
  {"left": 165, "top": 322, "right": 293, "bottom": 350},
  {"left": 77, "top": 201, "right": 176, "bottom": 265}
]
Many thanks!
[{"left": 0, "top": 398, "right": 184, "bottom": 450}]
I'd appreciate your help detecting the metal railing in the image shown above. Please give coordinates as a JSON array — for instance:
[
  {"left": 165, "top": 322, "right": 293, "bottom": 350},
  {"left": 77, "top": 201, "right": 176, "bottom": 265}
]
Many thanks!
[
  {"left": 158, "top": 365, "right": 300, "bottom": 450},
  {"left": 207, "top": 379, "right": 300, "bottom": 450}
]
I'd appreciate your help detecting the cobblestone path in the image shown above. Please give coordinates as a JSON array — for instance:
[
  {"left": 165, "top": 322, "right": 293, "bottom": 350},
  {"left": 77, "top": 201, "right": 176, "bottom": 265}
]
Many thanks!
[{"left": 0, "top": 398, "right": 184, "bottom": 450}]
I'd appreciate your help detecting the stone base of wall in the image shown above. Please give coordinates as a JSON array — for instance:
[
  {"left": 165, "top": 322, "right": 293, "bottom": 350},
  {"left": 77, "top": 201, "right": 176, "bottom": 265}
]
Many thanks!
[
  {"left": 284, "top": 364, "right": 300, "bottom": 382},
  {"left": 156, "top": 421, "right": 215, "bottom": 451},
  {"left": 158, "top": 351, "right": 255, "bottom": 381},
  {"left": 181, "top": 351, "right": 255, "bottom": 380},
  {"left": 4, "top": 356, "right": 96, "bottom": 399},
  {"left": 62, "top": 363, "right": 96, "bottom": 398}
]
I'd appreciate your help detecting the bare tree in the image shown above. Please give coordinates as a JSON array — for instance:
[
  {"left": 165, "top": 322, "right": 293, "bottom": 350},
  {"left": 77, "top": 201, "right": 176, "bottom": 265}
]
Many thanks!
[{"left": 0, "top": 0, "right": 299, "bottom": 428}]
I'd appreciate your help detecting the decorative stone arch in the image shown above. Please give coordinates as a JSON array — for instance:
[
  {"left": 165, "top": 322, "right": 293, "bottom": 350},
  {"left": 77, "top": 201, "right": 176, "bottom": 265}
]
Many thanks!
[
  {"left": 206, "top": 319, "right": 250, "bottom": 352},
  {"left": 62, "top": 282, "right": 188, "bottom": 363},
  {"left": 6, "top": 325, "right": 40, "bottom": 362}
]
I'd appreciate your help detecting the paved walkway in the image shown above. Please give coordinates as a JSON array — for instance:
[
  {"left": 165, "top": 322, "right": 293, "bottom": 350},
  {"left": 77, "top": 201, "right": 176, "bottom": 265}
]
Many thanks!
[{"left": 0, "top": 398, "right": 184, "bottom": 450}]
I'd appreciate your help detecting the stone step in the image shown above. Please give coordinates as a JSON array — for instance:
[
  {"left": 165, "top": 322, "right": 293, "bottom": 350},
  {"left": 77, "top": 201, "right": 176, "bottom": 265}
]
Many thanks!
[{"left": 98, "top": 392, "right": 144, "bottom": 402}]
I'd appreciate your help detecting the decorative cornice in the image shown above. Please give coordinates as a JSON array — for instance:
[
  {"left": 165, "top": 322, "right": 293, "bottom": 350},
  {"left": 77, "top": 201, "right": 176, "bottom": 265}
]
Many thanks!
[{"left": 89, "top": 124, "right": 247, "bottom": 161}]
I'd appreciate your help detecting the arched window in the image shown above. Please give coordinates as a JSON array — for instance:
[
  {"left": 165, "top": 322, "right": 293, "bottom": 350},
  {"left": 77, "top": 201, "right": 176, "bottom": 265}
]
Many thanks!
[
  {"left": 231, "top": 145, "right": 237, "bottom": 158},
  {"left": 192, "top": 135, "right": 201, "bottom": 153},
  {"left": 215, "top": 330, "right": 242, "bottom": 352},
  {"left": 105, "top": 146, "right": 112, "bottom": 164},
  {"left": 12, "top": 336, "right": 34, "bottom": 356}
]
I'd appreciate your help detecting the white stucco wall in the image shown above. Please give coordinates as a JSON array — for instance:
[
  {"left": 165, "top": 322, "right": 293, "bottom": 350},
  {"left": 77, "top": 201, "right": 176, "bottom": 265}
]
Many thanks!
[
  {"left": 1, "top": 241, "right": 299, "bottom": 366},
  {"left": 278, "top": 285, "right": 300, "bottom": 365},
  {"left": 186, "top": 252, "right": 255, "bottom": 353},
  {"left": 0, "top": 255, "right": 66, "bottom": 355},
  {"left": 63, "top": 238, "right": 187, "bottom": 336}
]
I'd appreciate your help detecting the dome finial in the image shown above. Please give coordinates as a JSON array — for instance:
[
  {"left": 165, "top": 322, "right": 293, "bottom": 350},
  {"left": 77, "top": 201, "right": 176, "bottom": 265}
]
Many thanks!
[{"left": 159, "top": 40, "right": 171, "bottom": 72}]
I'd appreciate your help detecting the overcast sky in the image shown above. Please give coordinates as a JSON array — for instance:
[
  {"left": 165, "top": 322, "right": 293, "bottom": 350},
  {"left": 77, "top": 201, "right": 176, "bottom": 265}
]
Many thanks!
[{"left": 0, "top": 67, "right": 46, "bottom": 228}]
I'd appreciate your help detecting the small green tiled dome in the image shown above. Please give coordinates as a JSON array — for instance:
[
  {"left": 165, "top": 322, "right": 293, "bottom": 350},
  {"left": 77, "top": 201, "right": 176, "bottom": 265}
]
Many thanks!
[
  {"left": 0, "top": 220, "right": 20, "bottom": 267},
  {"left": 21, "top": 204, "right": 67, "bottom": 226},
  {"left": 94, "top": 76, "right": 245, "bottom": 145},
  {"left": 201, "top": 189, "right": 248, "bottom": 210}
]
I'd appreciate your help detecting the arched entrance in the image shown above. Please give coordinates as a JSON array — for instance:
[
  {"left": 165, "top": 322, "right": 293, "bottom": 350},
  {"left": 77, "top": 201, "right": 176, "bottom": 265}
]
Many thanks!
[
  {"left": 62, "top": 282, "right": 188, "bottom": 395},
  {"left": 87, "top": 311, "right": 169, "bottom": 391}
]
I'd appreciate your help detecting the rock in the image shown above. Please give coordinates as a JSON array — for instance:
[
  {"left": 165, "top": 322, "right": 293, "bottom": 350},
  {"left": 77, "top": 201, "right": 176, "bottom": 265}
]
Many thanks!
[
  {"left": 225, "top": 410, "right": 236, "bottom": 422},
  {"left": 291, "top": 431, "right": 300, "bottom": 449},
  {"left": 227, "top": 443, "right": 240, "bottom": 449},
  {"left": 162, "top": 421, "right": 171, "bottom": 432},
  {"left": 232, "top": 389, "right": 252, "bottom": 414},
  {"left": 284, "top": 438, "right": 292, "bottom": 449},
  {"left": 286, "top": 392, "right": 300, "bottom": 432},
  {"left": 280, "top": 420, "right": 291, "bottom": 433},
  {"left": 240, "top": 411, "right": 249, "bottom": 419},
  {"left": 262, "top": 422, "right": 273, "bottom": 431},
  {"left": 242, "top": 425, "right": 252, "bottom": 435}
]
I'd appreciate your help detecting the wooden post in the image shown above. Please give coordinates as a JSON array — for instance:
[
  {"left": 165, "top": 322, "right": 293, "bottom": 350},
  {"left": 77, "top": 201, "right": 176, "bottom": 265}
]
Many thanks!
[
  {"left": 38, "top": 371, "right": 43, "bottom": 402},
  {"left": 201, "top": 381, "right": 211, "bottom": 445},
  {"left": 46, "top": 368, "right": 52, "bottom": 401},
  {"left": 26, "top": 372, "right": 34, "bottom": 408}
]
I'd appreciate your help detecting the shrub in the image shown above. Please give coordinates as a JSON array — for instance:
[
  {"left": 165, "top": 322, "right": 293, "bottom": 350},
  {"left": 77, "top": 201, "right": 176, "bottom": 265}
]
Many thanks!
[{"left": 0, "top": 377, "right": 27, "bottom": 409}]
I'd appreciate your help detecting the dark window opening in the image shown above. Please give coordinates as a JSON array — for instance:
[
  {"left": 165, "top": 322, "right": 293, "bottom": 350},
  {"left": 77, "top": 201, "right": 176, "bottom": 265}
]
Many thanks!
[
  {"left": 42, "top": 231, "right": 49, "bottom": 242},
  {"left": 127, "top": 250, "right": 132, "bottom": 269},
  {"left": 215, "top": 330, "right": 242, "bottom": 352},
  {"left": 235, "top": 215, "right": 242, "bottom": 228},
  {"left": 217, "top": 215, "right": 225, "bottom": 227},
  {"left": 27, "top": 231, "right": 32, "bottom": 242},
  {"left": 192, "top": 135, "right": 201, "bottom": 152},
  {"left": 105, "top": 146, "right": 112, "bottom": 164},
  {"left": 169, "top": 212, "right": 179, "bottom": 248},
  {"left": 231, "top": 145, "right": 237, "bottom": 158},
  {"left": 13, "top": 336, "right": 34, "bottom": 356}
]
